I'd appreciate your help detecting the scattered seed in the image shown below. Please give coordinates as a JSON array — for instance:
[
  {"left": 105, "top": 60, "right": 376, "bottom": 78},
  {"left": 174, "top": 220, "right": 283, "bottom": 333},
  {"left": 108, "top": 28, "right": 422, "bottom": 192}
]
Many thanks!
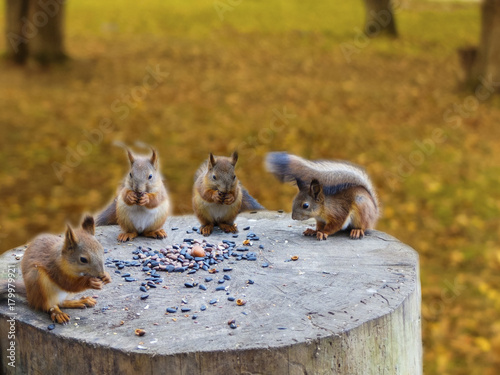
[
  {"left": 200, "top": 305, "right": 207, "bottom": 311},
  {"left": 140, "top": 294, "right": 149, "bottom": 300},
  {"left": 135, "top": 329, "right": 146, "bottom": 336},
  {"left": 184, "top": 283, "right": 194, "bottom": 288},
  {"left": 228, "top": 296, "right": 236, "bottom": 301},
  {"left": 228, "top": 319, "right": 236, "bottom": 325},
  {"left": 47, "top": 324, "right": 55, "bottom": 331},
  {"left": 247, "top": 279, "right": 254, "bottom": 284},
  {"left": 166, "top": 307, "right": 177, "bottom": 313},
  {"left": 199, "top": 284, "right": 207, "bottom": 291},
  {"left": 181, "top": 307, "right": 191, "bottom": 313},
  {"left": 291, "top": 255, "right": 299, "bottom": 261},
  {"left": 209, "top": 299, "right": 218, "bottom": 305},
  {"left": 261, "top": 263, "right": 269, "bottom": 268},
  {"left": 236, "top": 299, "right": 246, "bottom": 306},
  {"left": 230, "top": 323, "right": 237, "bottom": 329}
]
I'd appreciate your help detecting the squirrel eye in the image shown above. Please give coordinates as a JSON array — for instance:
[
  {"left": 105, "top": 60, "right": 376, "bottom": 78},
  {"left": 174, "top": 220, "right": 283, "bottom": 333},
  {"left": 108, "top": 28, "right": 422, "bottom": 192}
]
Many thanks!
[
  {"left": 302, "top": 203, "right": 310, "bottom": 209},
  {"left": 129, "top": 172, "right": 132, "bottom": 178},
  {"left": 232, "top": 175, "right": 236, "bottom": 180},
  {"left": 148, "top": 174, "right": 153, "bottom": 180},
  {"left": 212, "top": 174, "right": 217, "bottom": 180},
  {"left": 80, "top": 256, "right": 88, "bottom": 264}
]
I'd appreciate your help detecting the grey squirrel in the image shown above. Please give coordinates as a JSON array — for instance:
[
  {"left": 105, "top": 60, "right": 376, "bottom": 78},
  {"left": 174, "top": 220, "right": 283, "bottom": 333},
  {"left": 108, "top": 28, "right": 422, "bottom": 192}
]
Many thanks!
[
  {"left": 192, "top": 151, "right": 264, "bottom": 236},
  {"left": 96, "top": 148, "right": 171, "bottom": 242},
  {"left": 266, "top": 152, "right": 379, "bottom": 240}
]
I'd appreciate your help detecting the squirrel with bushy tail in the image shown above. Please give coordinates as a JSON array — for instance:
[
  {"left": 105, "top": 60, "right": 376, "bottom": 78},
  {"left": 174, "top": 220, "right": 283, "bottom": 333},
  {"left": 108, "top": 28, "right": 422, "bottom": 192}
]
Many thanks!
[{"left": 266, "top": 152, "right": 380, "bottom": 240}]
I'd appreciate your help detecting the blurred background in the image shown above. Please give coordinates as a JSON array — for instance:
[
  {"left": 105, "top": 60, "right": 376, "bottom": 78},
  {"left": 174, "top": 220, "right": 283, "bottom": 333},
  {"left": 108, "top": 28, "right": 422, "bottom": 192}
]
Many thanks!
[{"left": 1, "top": 0, "right": 499, "bottom": 373}]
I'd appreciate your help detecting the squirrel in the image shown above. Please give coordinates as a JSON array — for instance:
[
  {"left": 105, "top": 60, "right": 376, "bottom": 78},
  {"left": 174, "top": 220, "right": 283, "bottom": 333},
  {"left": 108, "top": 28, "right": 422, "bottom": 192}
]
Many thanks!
[
  {"left": 192, "top": 151, "right": 264, "bottom": 236},
  {"left": 266, "top": 152, "right": 379, "bottom": 240},
  {"left": 96, "top": 148, "right": 171, "bottom": 242},
  {"left": 20, "top": 215, "right": 111, "bottom": 324}
]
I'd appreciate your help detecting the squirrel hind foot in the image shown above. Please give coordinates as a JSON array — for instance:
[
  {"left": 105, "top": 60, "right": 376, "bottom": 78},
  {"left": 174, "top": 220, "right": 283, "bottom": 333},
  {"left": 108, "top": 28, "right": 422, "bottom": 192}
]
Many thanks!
[
  {"left": 350, "top": 229, "right": 365, "bottom": 240},
  {"left": 219, "top": 223, "right": 238, "bottom": 233},
  {"left": 117, "top": 232, "right": 138, "bottom": 242},
  {"left": 50, "top": 307, "right": 71, "bottom": 324},
  {"left": 200, "top": 224, "right": 214, "bottom": 236},
  {"left": 144, "top": 229, "right": 167, "bottom": 239},
  {"left": 316, "top": 231, "right": 329, "bottom": 241}
]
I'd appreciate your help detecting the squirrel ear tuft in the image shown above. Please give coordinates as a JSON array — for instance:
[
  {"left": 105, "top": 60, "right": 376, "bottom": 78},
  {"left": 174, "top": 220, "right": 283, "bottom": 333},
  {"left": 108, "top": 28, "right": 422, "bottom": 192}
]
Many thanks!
[
  {"left": 81, "top": 215, "right": 95, "bottom": 235},
  {"left": 150, "top": 148, "right": 158, "bottom": 170},
  {"left": 296, "top": 178, "right": 306, "bottom": 191},
  {"left": 230, "top": 151, "right": 238, "bottom": 166},
  {"left": 309, "top": 179, "right": 323, "bottom": 201},
  {"left": 64, "top": 224, "right": 78, "bottom": 252},
  {"left": 127, "top": 149, "right": 135, "bottom": 165},
  {"left": 208, "top": 153, "right": 216, "bottom": 169}
]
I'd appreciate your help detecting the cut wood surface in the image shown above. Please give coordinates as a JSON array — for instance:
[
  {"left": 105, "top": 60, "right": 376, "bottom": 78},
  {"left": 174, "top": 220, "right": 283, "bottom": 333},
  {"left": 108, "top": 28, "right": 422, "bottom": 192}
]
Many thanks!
[{"left": 0, "top": 212, "right": 422, "bottom": 375}]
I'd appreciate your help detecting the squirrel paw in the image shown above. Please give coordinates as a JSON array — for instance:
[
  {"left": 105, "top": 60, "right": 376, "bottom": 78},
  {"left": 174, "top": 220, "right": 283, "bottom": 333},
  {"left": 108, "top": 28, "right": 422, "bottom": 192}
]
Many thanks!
[
  {"left": 144, "top": 229, "right": 167, "bottom": 239},
  {"left": 350, "top": 229, "right": 365, "bottom": 239},
  {"left": 303, "top": 228, "right": 317, "bottom": 237},
  {"left": 316, "top": 231, "right": 329, "bottom": 241},
  {"left": 137, "top": 194, "right": 150, "bottom": 206},
  {"left": 223, "top": 194, "right": 235, "bottom": 205},
  {"left": 50, "top": 309, "right": 70, "bottom": 324},
  {"left": 89, "top": 277, "right": 104, "bottom": 290},
  {"left": 219, "top": 223, "right": 238, "bottom": 233},
  {"left": 118, "top": 232, "right": 138, "bottom": 242},
  {"left": 79, "top": 296, "right": 97, "bottom": 307},
  {"left": 61, "top": 297, "right": 97, "bottom": 309},
  {"left": 200, "top": 224, "right": 214, "bottom": 236},
  {"left": 100, "top": 272, "right": 112, "bottom": 285},
  {"left": 213, "top": 192, "right": 224, "bottom": 204},
  {"left": 124, "top": 190, "right": 138, "bottom": 205}
]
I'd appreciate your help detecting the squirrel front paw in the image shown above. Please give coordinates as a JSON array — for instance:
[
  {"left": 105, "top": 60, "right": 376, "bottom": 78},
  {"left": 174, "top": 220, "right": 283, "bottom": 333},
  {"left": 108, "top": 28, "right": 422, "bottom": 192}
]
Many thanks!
[
  {"left": 223, "top": 193, "right": 235, "bottom": 205},
  {"left": 100, "top": 272, "right": 112, "bottom": 285},
  {"left": 124, "top": 190, "right": 138, "bottom": 205},
  {"left": 212, "top": 191, "right": 224, "bottom": 204},
  {"left": 303, "top": 228, "right": 317, "bottom": 237},
  {"left": 219, "top": 223, "right": 238, "bottom": 233},
  {"left": 88, "top": 277, "right": 104, "bottom": 290},
  {"left": 137, "top": 193, "right": 150, "bottom": 206}
]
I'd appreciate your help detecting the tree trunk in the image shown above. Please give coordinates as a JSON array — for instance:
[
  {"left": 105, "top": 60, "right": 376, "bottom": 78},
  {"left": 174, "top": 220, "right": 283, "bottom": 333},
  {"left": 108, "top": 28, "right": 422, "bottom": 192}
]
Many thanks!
[
  {"left": 467, "top": 0, "right": 500, "bottom": 91},
  {"left": 363, "top": 0, "right": 398, "bottom": 38},
  {"left": 5, "top": 0, "right": 66, "bottom": 65}
]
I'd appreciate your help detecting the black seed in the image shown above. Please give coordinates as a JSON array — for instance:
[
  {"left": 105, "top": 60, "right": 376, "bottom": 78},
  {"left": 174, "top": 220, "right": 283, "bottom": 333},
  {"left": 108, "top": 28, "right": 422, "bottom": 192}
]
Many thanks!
[
  {"left": 228, "top": 296, "right": 236, "bottom": 301},
  {"left": 142, "top": 267, "right": 150, "bottom": 272},
  {"left": 230, "top": 323, "right": 237, "bottom": 329},
  {"left": 188, "top": 270, "right": 196, "bottom": 274},
  {"left": 216, "top": 286, "right": 226, "bottom": 291},
  {"left": 261, "top": 263, "right": 269, "bottom": 268},
  {"left": 121, "top": 273, "right": 131, "bottom": 278},
  {"left": 243, "top": 226, "right": 250, "bottom": 230},
  {"left": 199, "top": 284, "right": 207, "bottom": 291},
  {"left": 223, "top": 267, "right": 232, "bottom": 272},
  {"left": 259, "top": 245, "right": 264, "bottom": 249},
  {"left": 200, "top": 305, "right": 207, "bottom": 311},
  {"left": 166, "top": 307, "right": 177, "bottom": 313},
  {"left": 47, "top": 324, "right": 55, "bottom": 331},
  {"left": 218, "top": 279, "right": 225, "bottom": 284},
  {"left": 209, "top": 299, "right": 217, "bottom": 305},
  {"left": 171, "top": 227, "right": 179, "bottom": 230},
  {"left": 184, "top": 283, "right": 194, "bottom": 288},
  {"left": 236, "top": 247, "right": 248, "bottom": 252},
  {"left": 125, "top": 277, "right": 136, "bottom": 282},
  {"left": 205, "top": 277, "right": 213, "bottom": 282},
  {"left": 140, "top": 294, "right": 149, "bottom": 300},
  {"left": 192, "top": 315, "right": 198, "bottom": 320},
  {"left": 117, "top": 264, "right": 125, "bottom": 269},
  {"left": 182, "top": 298, "right": 188, "bottom": 304},
  {"left": 232, "top": 234, "right": 238, "bottom": 238},
  {"left": 277, "top": 327, "right": 287, "bottom": 330},
  {"left": 140, "top": 286, "right": 148, "bottom": 293},
  {"left": 247, "top": 279, "right": 255, "bottom": 284},
  {"left": 181, "top": 307, "right": 191, "bottom": 312}
]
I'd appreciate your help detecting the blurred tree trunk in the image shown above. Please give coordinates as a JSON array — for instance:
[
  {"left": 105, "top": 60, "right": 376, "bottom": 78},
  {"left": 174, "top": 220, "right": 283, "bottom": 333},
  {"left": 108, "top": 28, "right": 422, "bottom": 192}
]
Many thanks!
[
  {"left": 466, "top": 0, "right": 500, "bottom": 91},
  {"left": 5, "top": 0, "right": 66, "bottom": 65},
  {"left": 363, "top": 0, "right": 397, "bottom": 38}
]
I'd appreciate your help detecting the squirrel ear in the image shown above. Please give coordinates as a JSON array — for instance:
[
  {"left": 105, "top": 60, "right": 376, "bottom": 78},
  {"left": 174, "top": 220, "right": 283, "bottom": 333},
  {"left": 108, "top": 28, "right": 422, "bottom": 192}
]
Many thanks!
[
  {"left": 230, "top": 151, "right": 238, "bottom": 166},
  {"left": 64, "top": 224, "right": 78, "bottom": 252},
  {"left": 309, "top": 179, "right": 323, "bottom": 201},
  {"left": 208, "top": 153, "right": 216, "bottom": 169},
  {"left": 296, "top": 178, "right": 306, "bottom": 191},
  {"left": 127, "top": 149, "right": 135, "bottom": 165},
  {"left": 150, "top": 148, "right": 158, "bottom": 170},
  {"left": 81, "top": 215, "right": 95, "bottom": 236}
]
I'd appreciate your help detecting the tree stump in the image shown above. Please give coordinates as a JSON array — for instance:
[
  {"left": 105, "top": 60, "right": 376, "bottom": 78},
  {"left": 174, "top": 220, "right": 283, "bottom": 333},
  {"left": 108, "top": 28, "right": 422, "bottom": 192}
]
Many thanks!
[{"left": 0, "top": 212, "right": 422, "bottom": 374}]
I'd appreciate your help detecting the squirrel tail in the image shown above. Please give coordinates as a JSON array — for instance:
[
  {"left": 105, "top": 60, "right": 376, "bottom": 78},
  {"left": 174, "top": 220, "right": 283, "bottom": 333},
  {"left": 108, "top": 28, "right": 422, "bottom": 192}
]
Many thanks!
[
  {"left": 265, "top": 151, "right": 378, "bottom": 207},
  {"left": 96, "top": 198, "right": 118, "bottom": 226},
  {"left": 240, "top": 186, "right": 265, "bottom": 212}
]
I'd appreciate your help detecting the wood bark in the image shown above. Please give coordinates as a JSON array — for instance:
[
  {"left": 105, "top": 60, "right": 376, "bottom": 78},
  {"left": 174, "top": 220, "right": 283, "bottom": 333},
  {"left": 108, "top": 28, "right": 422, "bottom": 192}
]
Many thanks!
[
  {"left": 5, "top": 0, "right": 66, "bottom": 65},
  {"left": 363, "top": 0, "right": 398, "bottom": 38}
]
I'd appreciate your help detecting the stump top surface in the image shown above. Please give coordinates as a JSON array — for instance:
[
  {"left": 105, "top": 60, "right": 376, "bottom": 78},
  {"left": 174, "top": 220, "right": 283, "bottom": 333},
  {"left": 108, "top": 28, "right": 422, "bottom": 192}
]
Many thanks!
[{"left": 0, "top": 212, "right": 418, "bottom": 356}]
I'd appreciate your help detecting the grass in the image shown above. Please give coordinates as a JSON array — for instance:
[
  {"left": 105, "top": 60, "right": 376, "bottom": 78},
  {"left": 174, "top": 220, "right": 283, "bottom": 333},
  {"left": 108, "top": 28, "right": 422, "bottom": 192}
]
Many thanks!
[{"left": 1, "top": 1, "right": 500, "bottom": 373}]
